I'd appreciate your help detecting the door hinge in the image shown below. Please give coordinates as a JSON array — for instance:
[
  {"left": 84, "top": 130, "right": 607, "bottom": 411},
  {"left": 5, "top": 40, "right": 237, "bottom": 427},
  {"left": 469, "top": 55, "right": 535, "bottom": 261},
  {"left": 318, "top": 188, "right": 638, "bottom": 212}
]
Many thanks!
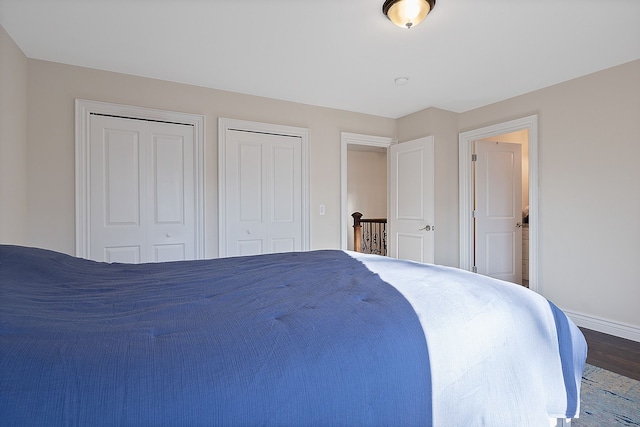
[
  {"left": 472, "top": 209, "right": 477, "bottom": 218},
  {"left": 472, "top": 154, "right": 477, "bottom": 161},
  {"left": 472, "top": 266, "right": 478, "bottom": 273}
]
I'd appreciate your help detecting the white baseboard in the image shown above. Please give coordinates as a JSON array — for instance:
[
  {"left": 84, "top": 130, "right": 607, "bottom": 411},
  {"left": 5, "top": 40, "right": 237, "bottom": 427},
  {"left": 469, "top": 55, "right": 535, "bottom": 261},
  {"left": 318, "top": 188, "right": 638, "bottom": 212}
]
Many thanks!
[{"left": 563, "top": 309, "right": 640, "bottom": 343}]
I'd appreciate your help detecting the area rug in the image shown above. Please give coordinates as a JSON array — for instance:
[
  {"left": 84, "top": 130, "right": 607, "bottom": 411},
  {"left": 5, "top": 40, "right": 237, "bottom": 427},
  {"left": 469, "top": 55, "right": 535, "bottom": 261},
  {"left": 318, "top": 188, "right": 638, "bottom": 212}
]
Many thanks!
[{"left": 573, "top": 363, "right": 640, "bottom": 426}]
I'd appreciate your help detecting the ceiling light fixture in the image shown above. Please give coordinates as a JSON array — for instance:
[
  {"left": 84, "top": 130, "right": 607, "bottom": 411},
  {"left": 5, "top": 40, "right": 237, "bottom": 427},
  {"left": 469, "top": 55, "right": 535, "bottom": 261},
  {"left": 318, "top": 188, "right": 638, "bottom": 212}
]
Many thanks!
[{"left": 382, "top": 0, "right": 436, "bottom": 29}]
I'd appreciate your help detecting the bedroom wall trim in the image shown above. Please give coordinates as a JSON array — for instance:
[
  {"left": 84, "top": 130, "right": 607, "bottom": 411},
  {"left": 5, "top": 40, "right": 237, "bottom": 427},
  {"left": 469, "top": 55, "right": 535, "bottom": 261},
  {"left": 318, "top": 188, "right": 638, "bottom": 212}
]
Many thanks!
[
  {"left": 74, "top": 99, "right": 206, "bottom": 260},
  {"left": 218, "top": 117, "right": 310, "bottom": 256},
  {"left": 340, "top": 132, "right": 395, "bottom": 250},
  {"left": 564, "top": 309, "right": 640, "bottom": 343},
  {"left": 458, "top": 115, "right": 539, "bottom": 291}
]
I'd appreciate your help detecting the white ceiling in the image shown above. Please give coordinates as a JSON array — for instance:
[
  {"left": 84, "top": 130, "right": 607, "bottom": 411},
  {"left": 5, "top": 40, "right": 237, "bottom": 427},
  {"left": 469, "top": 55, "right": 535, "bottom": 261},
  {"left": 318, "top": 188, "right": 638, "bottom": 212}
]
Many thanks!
[{"left": 1, "top": 0, "right": 639, "bottom": 118}]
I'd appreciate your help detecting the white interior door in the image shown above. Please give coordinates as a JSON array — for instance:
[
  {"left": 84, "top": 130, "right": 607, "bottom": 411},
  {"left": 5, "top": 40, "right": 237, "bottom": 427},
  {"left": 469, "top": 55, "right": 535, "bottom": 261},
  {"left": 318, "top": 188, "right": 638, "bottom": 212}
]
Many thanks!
[
  {"left": 222, "top": 129, "right": 302, "bottom": 257},
  {"left": 474, "top": 141, "right": 522, "bottom": 283},
  {"left": 388, "top": 136, "right": 435, "bottom": 263},
  {"left": 89, "top": 115, "right": 196, "bottom": 263}
]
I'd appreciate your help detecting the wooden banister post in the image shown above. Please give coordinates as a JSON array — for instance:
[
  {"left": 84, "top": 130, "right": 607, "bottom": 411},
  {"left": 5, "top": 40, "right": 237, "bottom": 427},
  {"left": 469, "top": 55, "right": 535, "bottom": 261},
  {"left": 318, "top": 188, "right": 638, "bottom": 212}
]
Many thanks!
[{"left": 352, "top": 212, "right": 363, "bottom": 252}]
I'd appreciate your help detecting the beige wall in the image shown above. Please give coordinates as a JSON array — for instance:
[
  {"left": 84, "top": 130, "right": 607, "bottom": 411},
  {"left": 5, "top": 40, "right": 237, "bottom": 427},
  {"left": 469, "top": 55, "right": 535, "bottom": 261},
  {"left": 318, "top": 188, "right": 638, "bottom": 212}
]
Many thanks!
[
  {"left": 346, "top": 149, "right": 387, "bottom": 251},
  {"left": 459, "top": 60, "right": 640, "bottom": 332},
  {"left": 0, "top": 25, "right": 28, "bottom": 245},
  {"left": 25, "top": 59, "right": 396, "bottom": 257}
]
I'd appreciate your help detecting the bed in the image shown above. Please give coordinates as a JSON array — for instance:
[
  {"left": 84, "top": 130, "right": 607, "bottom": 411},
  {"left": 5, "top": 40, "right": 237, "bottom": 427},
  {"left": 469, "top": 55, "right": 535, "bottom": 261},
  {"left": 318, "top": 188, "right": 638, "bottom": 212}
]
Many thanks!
[{"left": 0, "top": 245, "right": 586, "bottom": 426}]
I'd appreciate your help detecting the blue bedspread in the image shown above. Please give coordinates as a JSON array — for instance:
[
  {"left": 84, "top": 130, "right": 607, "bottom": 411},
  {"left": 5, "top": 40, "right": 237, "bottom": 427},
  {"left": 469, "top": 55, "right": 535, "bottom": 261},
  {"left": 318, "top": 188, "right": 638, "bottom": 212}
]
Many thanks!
[{"left": 1, "top": 246, "right": 432, "bottom": 426}]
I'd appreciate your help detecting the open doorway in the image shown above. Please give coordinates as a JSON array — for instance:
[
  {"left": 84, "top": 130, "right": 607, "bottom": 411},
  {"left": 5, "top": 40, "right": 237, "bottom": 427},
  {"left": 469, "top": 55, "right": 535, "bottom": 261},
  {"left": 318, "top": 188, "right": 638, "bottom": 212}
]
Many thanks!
[
  {"left": 340, "top": 133, "right": 435, "bottom": 264},
  {"left": 459, "top": 115, "right": 539, "bottom": 292},
  {"left": 340, "top": 133, "right": 394, "bottom": 251},
  {"left": 346, "top": 145, "right": 387, "bottom": 251}
]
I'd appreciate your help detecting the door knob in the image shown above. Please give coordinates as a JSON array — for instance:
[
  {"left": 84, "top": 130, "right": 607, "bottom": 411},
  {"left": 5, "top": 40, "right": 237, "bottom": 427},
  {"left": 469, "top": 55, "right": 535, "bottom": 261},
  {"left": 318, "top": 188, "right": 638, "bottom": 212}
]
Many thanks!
[
  {"left": 418, "top": 225, "right": 433, "bottom": 232},
  {"left": 165, "top": 233, "right": 171, "bottom": 238}
]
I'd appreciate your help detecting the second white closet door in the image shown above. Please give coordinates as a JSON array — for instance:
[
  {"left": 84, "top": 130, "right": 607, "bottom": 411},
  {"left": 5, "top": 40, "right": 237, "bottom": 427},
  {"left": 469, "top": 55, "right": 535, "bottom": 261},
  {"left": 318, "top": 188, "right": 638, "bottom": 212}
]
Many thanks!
[{"left": 223, "top": 129, "right": 302, "bottom": 257}]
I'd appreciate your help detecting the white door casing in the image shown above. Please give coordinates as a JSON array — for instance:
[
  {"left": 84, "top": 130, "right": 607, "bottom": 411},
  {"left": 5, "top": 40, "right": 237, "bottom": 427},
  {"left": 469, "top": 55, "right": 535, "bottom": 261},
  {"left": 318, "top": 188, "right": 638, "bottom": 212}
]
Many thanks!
[
  {"left": 75, "top": 99, "right": 205, "bottom": 262},
  {"left": 389, "top": 136, "right": 435, "bottom": 263},
  {"left": 218, "top": 118, "right": 310, "bottom": 257},
  {"left": 474, "top": 141, "right": 523, "bottom": 283},
  {"left": 459, "top": 115, "right": 539, "bottom": 292}
]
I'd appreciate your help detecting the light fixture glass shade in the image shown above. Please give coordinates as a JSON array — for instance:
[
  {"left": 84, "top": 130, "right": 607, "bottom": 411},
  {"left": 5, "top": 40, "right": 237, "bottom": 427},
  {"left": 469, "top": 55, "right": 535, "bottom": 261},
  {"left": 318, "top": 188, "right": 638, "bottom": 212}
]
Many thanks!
[{"left": 383, "top": 0, "right": 434, "bottom": 29}]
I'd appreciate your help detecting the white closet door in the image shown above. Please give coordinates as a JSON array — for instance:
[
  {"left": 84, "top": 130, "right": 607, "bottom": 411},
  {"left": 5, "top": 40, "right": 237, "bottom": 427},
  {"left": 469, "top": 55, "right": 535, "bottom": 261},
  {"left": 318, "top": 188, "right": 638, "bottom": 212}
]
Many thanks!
[
  {"left": 89, "top": 115, "right": 196, "bottom": 263},
  {"left": 223, "top": 129, "right": 302, "bottom": 257}
]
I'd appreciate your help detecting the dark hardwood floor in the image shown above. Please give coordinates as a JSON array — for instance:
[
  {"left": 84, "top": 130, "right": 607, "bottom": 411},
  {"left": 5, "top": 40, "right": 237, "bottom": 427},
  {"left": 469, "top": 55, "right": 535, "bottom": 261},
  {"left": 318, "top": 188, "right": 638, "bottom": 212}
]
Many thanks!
[{"left": 580, "top": 327, "right": 640, "bottom": 381}]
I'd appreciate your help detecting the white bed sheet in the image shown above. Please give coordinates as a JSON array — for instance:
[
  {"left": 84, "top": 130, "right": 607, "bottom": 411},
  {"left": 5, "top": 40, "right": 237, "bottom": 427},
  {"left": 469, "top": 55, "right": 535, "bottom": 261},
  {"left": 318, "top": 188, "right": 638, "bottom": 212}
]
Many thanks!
[{"left": 349, "top": 251, "right": 586, "bottom": 427}]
